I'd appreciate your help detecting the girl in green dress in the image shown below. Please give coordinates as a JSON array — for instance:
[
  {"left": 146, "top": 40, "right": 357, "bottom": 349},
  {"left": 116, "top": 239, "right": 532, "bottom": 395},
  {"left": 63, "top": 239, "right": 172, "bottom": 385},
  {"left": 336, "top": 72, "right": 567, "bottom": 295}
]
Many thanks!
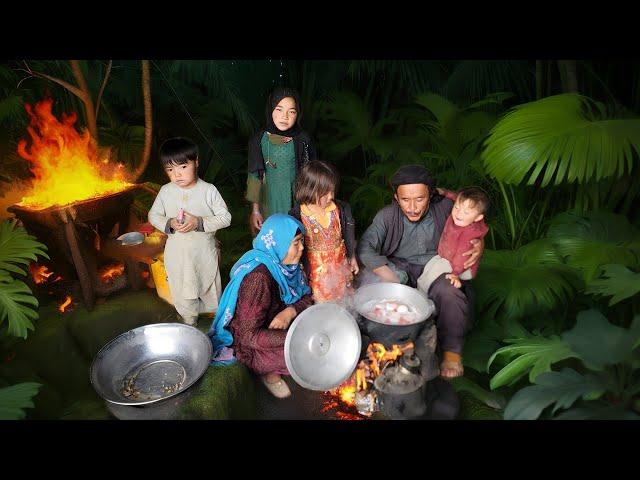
[{"left": 246, "top": 86, "right": 317, "bottom": 236}]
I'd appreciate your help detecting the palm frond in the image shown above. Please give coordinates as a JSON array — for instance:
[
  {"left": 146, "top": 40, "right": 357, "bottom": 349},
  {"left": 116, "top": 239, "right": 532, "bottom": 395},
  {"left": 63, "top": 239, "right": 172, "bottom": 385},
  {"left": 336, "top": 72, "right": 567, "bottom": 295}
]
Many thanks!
[
  {"left": 0, "top": 271, "right": 39, "bottom": 338},
  {"left": 546, "top": 211, "right": 640, "bottom": 281},
  {"left": 0, "top": 220, "right": 48, "bottom": 275},
  {"left": 487, "top": 333, "right": 576, "bottom": 389},
  {"left": 482, "top": 94, "right": 640, "bottom": 186},
  {"left": 475, "top": 239, "right": 582, "bottom": 321},
  {"left": 445, "top": 60, "right": 533, "bottom": 104},
  {"left": 503, "top": 368, "right": 608, "bottom": 420},
  {"left": 0, "top": 382, "right": 41, "bottom": 420},
  {"left": 586, "top": 264, "right": 640, "bottom": 306}
]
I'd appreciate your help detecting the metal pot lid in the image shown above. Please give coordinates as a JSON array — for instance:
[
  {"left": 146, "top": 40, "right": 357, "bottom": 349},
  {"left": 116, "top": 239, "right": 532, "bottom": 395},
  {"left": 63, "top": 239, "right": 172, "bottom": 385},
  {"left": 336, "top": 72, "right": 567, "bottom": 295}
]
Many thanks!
[
  {"left": 285, "top": 303, "right": 361, "bottom": 391},
  {"left": 353, "top": 282, "right": 435, "bottom": 326}
]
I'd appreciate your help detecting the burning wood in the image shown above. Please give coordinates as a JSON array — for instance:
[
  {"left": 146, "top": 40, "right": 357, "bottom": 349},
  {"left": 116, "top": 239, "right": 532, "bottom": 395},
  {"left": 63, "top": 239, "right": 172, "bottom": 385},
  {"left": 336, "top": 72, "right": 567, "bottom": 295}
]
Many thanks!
[
  {"left": 323, "top": 341, "right": 416, "bottom": 418},
  {"left": 29, "top": 263, "right": 54, "bottom": 284},
  {"left": 100, "top": 263, "right": 125, "bottom": 283},
  {"left": 58, "top": 295, "right": 72, "bottom": 313},
  {"left": 16, "top": 98, "right": 132, "bottom": 210}
]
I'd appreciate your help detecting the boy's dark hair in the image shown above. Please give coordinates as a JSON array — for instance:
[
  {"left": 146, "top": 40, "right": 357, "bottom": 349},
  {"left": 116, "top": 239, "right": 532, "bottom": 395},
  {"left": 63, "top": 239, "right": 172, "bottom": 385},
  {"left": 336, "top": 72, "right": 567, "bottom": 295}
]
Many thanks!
[
  {"left": 457, "top": 186, "right": 490, "bottom": 214},
  {"left": 295, "top": 160, "right": 340, "bottom": 205},
  {"left": 159, "top": 137, "right": 198, "bottom": 167}
]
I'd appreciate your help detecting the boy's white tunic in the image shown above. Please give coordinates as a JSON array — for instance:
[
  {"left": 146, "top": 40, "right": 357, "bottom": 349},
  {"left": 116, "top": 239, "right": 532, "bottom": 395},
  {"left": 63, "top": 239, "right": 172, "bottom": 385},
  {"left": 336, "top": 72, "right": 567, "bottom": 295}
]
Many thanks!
[{"left": 148, "top": 179, "right": 231, "bottom": 315}]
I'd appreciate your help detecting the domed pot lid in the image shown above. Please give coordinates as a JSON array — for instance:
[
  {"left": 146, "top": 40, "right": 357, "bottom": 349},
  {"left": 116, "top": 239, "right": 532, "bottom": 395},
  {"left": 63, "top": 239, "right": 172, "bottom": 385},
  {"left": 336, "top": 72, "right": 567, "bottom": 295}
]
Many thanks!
[{"left": 285, "top": 303, "right": 362, "bottom": 391}]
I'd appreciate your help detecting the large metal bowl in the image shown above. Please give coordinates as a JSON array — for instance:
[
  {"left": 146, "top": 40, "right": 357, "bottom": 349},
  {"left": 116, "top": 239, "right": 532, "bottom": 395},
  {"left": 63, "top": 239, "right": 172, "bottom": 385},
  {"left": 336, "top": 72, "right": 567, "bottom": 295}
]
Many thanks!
[{"left": 90, "top": 323, "right": 212, "bottom": 406}]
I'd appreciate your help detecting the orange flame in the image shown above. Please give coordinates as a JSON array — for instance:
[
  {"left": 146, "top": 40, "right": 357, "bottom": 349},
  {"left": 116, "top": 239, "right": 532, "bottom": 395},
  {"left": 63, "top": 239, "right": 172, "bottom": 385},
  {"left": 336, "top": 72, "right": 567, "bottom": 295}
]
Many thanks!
[
  {"left": 324, "top": 341, "right": 415, "bottom": 417},
  {"left": 100, "top": 263, "right": 125, "bottom": 283},
  {"left": 29, "top": 263, "right": 54, "bottom": 284},
  {"left": 16, "top": 98, "right": 131, "bottom": 210},
  {"left": 59, "top": 295, "right": 72, "bottom": 313}
]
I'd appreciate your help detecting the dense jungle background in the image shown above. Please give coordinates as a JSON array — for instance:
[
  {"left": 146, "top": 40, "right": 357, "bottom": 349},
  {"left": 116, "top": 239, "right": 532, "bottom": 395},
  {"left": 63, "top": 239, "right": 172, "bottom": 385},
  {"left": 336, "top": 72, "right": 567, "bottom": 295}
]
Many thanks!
[{"left": 0, "top": 59, "right": 639, "bottom": 420}]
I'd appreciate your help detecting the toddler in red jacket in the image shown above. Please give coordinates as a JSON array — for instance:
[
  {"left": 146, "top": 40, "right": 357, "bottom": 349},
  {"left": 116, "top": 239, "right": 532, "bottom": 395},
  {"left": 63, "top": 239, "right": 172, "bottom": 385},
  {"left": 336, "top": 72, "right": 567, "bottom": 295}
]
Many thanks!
[{"left": 417, "top": 186, "right": 489, "bottom": 292}]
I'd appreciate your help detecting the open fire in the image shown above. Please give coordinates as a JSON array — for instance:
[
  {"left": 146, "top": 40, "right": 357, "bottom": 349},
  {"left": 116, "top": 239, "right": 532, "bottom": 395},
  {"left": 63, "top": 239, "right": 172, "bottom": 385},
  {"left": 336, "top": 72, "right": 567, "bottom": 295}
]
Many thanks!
[
  {"left": 100, "top": 263, "right": 125, "bottom": 283},
  {"left": 58, "top": 295, "right": 72, "bottom": 313},
  {"left": 323, "top": 341, "right": 415, "bottom": 419},
  {"left": 9, "top": 99, "right": 149, "bottom": 310},
  {"left": 16, "top": 98, "right": 132, "bottom": 210}
]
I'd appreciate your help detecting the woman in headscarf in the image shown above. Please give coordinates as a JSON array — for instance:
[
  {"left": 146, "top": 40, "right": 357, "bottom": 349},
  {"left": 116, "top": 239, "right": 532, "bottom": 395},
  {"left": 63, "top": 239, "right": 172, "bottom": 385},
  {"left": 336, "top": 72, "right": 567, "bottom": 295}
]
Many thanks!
[
  {"left": 246, "top": 86, "right": 318, "bottom": 236},
  {"left": 208, "top": 214, "right": 314, "bottom": 398}
]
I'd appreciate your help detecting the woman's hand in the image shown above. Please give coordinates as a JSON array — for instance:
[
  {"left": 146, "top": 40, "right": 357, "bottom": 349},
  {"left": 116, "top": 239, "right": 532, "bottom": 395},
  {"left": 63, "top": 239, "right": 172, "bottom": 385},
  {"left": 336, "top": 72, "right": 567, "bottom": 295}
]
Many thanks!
[
  {"left": 250, "top": 204, "right": 264, "bottom": 232},
  {"left": 269, "top": 306, "right": 297, "bottom": 330},
  {"left": 349, "top": 257, "right": 360, "bottom": 275},
  {"left": 462, "top": 238, "right": 484, "bottom": 270},
  {"left": 175, "top": 212, "right": 199, "bottom": 233}
]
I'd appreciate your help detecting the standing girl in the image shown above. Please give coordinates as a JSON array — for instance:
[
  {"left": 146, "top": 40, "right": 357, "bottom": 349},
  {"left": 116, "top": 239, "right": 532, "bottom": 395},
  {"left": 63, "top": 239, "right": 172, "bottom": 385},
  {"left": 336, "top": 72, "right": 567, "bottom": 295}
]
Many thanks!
[
  {"left": 246, "top": 86, "right": 318, "bottom": 236},
  {"left": 289, "top": 161, "right": 358, "bottom": 303}
]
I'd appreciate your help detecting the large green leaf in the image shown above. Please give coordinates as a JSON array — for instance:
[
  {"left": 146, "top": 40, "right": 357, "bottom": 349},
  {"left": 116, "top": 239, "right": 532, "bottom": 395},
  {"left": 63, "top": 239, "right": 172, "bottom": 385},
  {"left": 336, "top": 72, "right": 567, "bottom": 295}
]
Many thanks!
[
  {"left": 586, "top": 264, "right": 640, "bottom": 306},
  {"left": 488, "top": 334, "right": 576, "bottom": 389},
  {"left": 475, "top": 239, "right": 581, "bottom": 321},
  {"left": 0, "top": 219, "right": 49, "bottom": 275},
  {"left": 482, "top": 94, "right": 640, "bottom": 186},
  {"left": 415, "top": 93, "right": 459, "bottom": 127},
  {"left": 562, "top": 309, "right": 637, "bottom": 370},
  {"left": 546, "top": 211, "right": 640, "bottom": 282},
  {"left": 462, "top": 328, "right": 501, "bottom": 374},
  {"left": 0, "top": 382, "right": 41, "bottom": 420},
  {"left": 503, "top": 368, "right": 607, "bottom": 420},
  {"left": 0, "top": 271, "right": 39, "bottom": 338}
]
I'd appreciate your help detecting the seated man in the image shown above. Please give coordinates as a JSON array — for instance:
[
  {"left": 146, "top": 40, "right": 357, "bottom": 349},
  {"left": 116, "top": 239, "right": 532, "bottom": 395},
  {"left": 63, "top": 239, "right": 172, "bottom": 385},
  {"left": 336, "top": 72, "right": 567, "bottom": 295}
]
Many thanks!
[{"left": 356, "top": 165, "right": 483, "bottom": 378}]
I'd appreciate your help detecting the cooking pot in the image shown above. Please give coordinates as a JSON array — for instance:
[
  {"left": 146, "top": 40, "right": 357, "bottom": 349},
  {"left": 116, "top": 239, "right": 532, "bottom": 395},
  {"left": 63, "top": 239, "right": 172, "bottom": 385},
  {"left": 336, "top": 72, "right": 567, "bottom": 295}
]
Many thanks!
[{"left": 353, "top": 282, "right": 435, "bottom": 347}]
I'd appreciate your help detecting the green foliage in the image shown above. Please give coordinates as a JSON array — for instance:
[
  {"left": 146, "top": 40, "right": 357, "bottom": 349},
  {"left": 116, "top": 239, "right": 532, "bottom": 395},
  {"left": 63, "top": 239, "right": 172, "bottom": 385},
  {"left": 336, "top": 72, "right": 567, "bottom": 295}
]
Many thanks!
[
  {"left": 546, "top": 211, "right": 640, "bottom": 282},
  {"left": 0, "top": 270, "right": 39, "bottom": 338},
  {"left": 503, "top": 368, "right": 608, "bottom": 420},
  {"left": 586, "top": 264, "right": 640, "bottom": 306},
  {"left": 562, "top": 310, "right": 640, "bottom": 370},
  {"left": 0, "top": 219, "right": 49, "bottom": 275},
  {"left": 499, "top": 310, "right": 640, "bottom": 420},
  {"left": 488, "top": 333, "right": 576, "bottom": 389},
  {"left": 444, "top": 61, "right": 532, "bottom": 104},
  {"left": 0, "top": 382, "right": 41, "bottom": 419},
  {"left": 0, "top": 220, "right": 48, "bottom": 338},
  {"left": 449, "top": 376, "right": 506, "bottom": 410},
  {"left": 98, "top": 124, "right": 145, "bottom": 170},
  {"left": 482, "top": 94, "right": 640, "bottom": 187},
  {"left": 475, "top": 239, "right": 582, "bottom": 321}
]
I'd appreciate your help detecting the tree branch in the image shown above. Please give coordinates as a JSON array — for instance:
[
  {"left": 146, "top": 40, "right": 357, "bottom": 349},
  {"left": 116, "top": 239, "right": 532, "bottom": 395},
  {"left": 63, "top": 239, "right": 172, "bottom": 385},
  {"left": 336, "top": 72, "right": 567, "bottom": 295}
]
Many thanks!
[
  {"left": 70, "top": 60, "right": 97, "bottom": 139},
  {"left": 95, "top": 60, "right": 112, "bottom": 122},
  {"left": 20, "top": 61, "right": 87, "bottom": 101}
]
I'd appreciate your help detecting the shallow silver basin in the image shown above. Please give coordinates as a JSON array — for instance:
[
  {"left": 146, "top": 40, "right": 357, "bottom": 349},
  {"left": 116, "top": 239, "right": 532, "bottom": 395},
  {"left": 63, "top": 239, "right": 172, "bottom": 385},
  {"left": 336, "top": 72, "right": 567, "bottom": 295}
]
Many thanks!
[
  {"left": 117, "top": 231, "right": 145, "bottom": 246},
  {"left": 353, "top": 282, "right": 435, "bottom": 325},
  {"left": 90, "top": 323, "right": 212, "bottom": 406}
]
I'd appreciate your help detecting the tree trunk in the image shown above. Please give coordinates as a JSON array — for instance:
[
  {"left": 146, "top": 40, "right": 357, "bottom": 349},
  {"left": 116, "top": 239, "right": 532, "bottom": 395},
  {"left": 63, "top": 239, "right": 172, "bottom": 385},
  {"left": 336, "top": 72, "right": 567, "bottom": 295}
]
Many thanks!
[
  {"left": 558, "top": 60, "right": 579, "bottom": 93},
  {"left": 132, "top": 60, "right": 153, "bottom": 182},
  {"left": 70, "top": 60, "right": 98, "bottom": 140}
]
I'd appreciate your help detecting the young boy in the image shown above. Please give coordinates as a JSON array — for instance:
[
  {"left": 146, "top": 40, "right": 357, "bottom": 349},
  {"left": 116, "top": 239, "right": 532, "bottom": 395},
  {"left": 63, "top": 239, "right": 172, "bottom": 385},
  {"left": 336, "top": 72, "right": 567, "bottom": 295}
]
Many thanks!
[
  {"left": 148, "top": 137, "right": 232, "bottom": 326},
  {"left": 416, "top": 186, "right": 489, "bottom": 378}
]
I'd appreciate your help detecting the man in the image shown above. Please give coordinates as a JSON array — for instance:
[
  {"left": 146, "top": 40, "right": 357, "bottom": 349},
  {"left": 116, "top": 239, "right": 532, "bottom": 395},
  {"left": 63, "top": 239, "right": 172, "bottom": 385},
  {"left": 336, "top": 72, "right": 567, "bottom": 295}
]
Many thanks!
[{"left": 357, "top": 165, "right": 483, "bottom": 378}]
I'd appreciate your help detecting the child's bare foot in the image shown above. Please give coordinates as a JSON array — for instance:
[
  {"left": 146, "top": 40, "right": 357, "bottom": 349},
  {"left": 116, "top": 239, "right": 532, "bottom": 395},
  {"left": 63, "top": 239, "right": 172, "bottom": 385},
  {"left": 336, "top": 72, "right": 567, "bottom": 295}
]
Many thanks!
[
  {"left": 440, "top": 351, "right": 464, "bottom": 379},
  {"left": 261, "top": 373, "right": 291, "bottom": 398}
]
